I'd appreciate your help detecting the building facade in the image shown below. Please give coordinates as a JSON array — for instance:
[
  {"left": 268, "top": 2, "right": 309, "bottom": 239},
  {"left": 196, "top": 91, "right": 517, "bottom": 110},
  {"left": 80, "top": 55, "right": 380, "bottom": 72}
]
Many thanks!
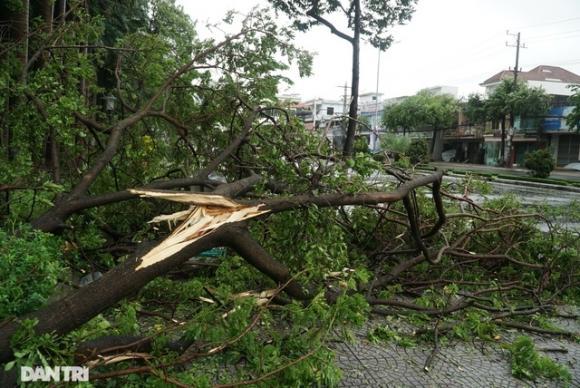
[{"left": 480, "top": 65, "right": 580, "bottom": 166}]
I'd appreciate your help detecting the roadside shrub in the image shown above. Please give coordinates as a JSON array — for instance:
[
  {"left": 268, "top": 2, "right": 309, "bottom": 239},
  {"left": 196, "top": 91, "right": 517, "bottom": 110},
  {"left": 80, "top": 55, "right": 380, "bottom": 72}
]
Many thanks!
[
  {"left": 0, "top": 225, "right": 65, "bottom": 319},
  {"left": 380, "top": 133, "right": 410, "bottom": 155},
  {"left": 354, "top": 136, "right": 370, "bottom": 154},
  {"left": 523, "top": 149, "right": 554, "bottom": 178},
  {"left": 507, "top": 336, "right": 571, "bottom": 382},
  {"left": 408, "top": 138, "right": 429, "bottom": 164}
]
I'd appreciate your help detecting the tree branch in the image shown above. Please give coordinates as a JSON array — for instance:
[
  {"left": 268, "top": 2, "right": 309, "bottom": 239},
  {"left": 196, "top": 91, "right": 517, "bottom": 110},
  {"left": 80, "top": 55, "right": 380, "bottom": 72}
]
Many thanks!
[{"left": 306, "top": 8, "right": 354, "bottom": 43}]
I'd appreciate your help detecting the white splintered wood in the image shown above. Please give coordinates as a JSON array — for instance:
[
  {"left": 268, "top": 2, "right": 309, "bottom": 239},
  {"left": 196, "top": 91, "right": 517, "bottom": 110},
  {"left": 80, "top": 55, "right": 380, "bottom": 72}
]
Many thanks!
[
  {"left": 129, "top": 189, "right": 244, "bottom": 208},
  {"left": 129, "top": 190, "right": 268, "bottom": 270}
]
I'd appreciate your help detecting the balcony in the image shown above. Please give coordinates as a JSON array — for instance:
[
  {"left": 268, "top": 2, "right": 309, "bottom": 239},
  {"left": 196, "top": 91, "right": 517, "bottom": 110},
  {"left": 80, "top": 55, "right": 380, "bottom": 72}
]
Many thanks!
[{"left": 444, "top": 125, "right": 484, "bottom": 139}]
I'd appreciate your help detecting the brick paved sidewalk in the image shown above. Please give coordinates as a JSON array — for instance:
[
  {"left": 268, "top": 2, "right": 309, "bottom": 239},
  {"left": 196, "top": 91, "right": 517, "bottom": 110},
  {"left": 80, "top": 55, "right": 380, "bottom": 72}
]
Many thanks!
[{"left": 332, "top": 314, "right": 579, "bottom": 387}]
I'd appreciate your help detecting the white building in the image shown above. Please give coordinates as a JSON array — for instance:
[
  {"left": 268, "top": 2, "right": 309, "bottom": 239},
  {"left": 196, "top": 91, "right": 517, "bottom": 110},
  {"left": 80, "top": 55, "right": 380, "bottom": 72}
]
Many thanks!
[
  {"left": 481, "top": 65, "right": 580, "bottom": 97},
  {"left": 295, "top": 98, "right": 344, "bottom": 130},
  {"left": 422, "top": 85, "right": 458, "bottom": 97},
  {"left": 481, "top": 65, "right": 580, "bottom": 165},
  {"left": 358, "top": 92, "right": 385, "bottom": 151}
]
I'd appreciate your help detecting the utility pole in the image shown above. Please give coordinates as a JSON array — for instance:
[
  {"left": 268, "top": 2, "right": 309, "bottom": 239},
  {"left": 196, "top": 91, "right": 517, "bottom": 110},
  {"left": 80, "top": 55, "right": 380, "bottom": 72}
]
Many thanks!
[
  {"left": 374, "top": 48, "right": 381, "bottom": 131},
  {"left": 337, "top": 82, "right": 351, "bottom": 126},
  {"left": 505, "top": 31, "right": 527, "bottom": 167},
  {"left": 338, "top": 82, "right": 349, "bottom": 116},
  {"left": 506, "top": 31, "right": 526, "bottom": 85},
  {"left": 373, "top": 48, "right": 381, "bottom": 151}
]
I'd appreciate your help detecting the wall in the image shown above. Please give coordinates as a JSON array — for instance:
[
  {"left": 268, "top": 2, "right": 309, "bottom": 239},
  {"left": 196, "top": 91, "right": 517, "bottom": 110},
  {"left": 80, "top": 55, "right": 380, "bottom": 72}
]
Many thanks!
[{"left": 526, "top": 80, "right": 578, "bottom": 96}]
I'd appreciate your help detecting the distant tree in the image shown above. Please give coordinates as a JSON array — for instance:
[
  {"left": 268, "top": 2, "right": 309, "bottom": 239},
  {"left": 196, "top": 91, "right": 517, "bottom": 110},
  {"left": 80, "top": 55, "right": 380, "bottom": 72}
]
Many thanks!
[
  {"left": 463, "top": 93, "right": 487, "bottom": 125},
  {"left": 512, "top": 84, "right": 551, "bottom": 128},
  {"left": 268, "top": 0, "right": 417, "bottom": 157},
  {"left": 382, "top": 101, "right": 421, "bottom": 135},
  {"left": 485, "top": 80, "right": 550, "bottom": 166},
  {"left": 566, "top": 85, "right": 580, "bottom": 131},
  {"left": 382, "top": 90, "right": 458, "bottom": 161}
]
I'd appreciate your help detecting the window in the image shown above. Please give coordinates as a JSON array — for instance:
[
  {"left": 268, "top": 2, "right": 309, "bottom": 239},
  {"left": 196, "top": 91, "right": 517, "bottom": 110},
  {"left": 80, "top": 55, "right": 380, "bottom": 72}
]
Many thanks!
[{"left": 326, "top": 107, "right": 334, "bottom": 115}]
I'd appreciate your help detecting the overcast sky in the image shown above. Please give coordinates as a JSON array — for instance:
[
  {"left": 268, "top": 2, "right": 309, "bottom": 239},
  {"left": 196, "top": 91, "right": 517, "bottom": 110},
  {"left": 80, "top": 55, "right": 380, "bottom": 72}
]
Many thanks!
[{"left": 177, "top": 0, "right": 580, "bottom": 101}]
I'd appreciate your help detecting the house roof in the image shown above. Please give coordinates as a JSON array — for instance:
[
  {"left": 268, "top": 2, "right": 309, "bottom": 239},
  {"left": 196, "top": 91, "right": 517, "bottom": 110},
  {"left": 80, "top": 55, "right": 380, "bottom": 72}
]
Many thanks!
[{"left": 481, "top": 65, "right": 580, "bottom": 85}]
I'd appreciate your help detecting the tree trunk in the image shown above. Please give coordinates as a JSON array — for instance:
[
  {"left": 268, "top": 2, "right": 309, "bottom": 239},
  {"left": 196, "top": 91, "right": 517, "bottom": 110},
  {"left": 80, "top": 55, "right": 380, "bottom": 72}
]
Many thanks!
[
  {"left": 57, "top": 0, "right": 67, "bottom": 24},
  {"left": 40, "top": 0, "right": 54, "bottom": 33},
  {"left": 14, "top": 0, "right": 29, "bottom": 82},
  {"left": 0, "top": 171, "right": 444, "bottom": 364},
  {"left": 430, "top": 129, "right": 444, "bottom": 161},
  {"left": 342, "top": 0, "right": 360, "bottom": 157},
  {"left": 500, "top": 116, "right": 506, "bottom": 166}
]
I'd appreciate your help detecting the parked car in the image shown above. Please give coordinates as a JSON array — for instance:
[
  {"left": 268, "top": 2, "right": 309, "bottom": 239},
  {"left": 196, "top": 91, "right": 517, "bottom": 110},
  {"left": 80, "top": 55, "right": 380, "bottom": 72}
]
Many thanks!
[
  {"left": 563, "top": 162, "right": 580, "bottom": 171},
  {"left": 441, "top": 149, "right": 456, "bottom": 162}
]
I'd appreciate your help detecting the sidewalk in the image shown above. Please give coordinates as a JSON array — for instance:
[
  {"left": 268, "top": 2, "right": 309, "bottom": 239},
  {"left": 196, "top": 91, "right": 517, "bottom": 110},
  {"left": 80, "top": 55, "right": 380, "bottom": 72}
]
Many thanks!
[
  {"left": 429, "top": 162, "right": 580, "bottom": 182},
  {"left": 332, "top": 310, "right": 579, "bottom": 387}
]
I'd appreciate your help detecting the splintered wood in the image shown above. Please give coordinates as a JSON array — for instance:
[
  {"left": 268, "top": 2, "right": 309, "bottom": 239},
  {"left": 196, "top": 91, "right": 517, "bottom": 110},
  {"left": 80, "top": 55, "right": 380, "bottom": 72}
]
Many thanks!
[{"left": 129, "top": 189, "right": 268, "bottom": 270}]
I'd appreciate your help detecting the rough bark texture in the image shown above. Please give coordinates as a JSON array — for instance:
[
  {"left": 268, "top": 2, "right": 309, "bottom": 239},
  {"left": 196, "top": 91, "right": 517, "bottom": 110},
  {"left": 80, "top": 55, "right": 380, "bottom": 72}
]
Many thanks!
[
  {"left": 431, "top": 129, "right": 444, "bottom": 161},
  {"left": 0, "top": 177, "right": 258, "bottom": 363},
  {"left": 0, "top": 171, "right": 444, "bottom": 364},
  {"left": 343, "top": 0, "right": 361, "bottom": 157}
]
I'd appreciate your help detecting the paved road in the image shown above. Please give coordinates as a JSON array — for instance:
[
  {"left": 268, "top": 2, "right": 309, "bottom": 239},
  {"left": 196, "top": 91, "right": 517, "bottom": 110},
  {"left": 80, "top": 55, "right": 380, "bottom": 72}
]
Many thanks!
[
  {"left": 430, "top": 162, "right": 580, "bottom": 182},
  {"left": 331, "top": 312, "right": 579, "bottom": 387}
]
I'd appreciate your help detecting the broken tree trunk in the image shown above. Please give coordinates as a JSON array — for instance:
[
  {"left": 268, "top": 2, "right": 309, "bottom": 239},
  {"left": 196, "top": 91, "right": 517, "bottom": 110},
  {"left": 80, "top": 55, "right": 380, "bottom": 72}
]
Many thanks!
[{"left": 0, "top": 171, "right": 444, "bottom": 364}]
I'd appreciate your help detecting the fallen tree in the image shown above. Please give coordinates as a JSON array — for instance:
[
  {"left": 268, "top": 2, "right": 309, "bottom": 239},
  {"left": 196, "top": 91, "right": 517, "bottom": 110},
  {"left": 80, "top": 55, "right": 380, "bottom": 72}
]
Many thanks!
[
  {"left": 0, "top": 167, "right": 444, "bottom": 362},
  {"left": 1, "top": 3, "right": 578, "bottom": 386}
]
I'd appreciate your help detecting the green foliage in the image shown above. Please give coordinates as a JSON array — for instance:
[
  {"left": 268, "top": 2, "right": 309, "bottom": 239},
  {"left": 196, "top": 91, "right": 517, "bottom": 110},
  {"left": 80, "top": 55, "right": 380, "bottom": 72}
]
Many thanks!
[
  {"left": 463, "top": 93, "right": 487, "bottom": 124},
  {"left": 507, "top": 336, "right": 571, "bottom": 382},
  {"left": 383, "top": 90, "right": 459, "bottom": 133},
  {"left": 486, "top": 80, "right": 551, "bottom": 127},
  {"left": 524, "top": 148, "right": 554, "bottom": 178},
  {"left": 0, "top": 226, "right": 65, "bottom": 319},
  {"left": 452, "top": 311, "right": 497, "bottom": 341},
  {"left": 267, "top": 0, "right": 417, "bottom": 50},
  {"left": 566, "top": 85, "right": 580, "bottom": 130},
  {"left": 408, "top": 138, "right": 429, "bottom": 164},
  {"left": 5, "top": 319, "right": 73, "bottom": 373},
  {"left": 380, "top": 132, "right": 410, "bottom": 154},
  {"left": 367, "top": 324, "right": 416, "bottom": 347},
  {"left": 353, "top": 136, "right": 370, "bottom": 154}
]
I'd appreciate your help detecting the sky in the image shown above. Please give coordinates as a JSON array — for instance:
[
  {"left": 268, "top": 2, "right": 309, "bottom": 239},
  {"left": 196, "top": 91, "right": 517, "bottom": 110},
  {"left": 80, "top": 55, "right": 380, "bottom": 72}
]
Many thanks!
[{"left": 177, "top": 0, "right": 580, "bottom": 101}]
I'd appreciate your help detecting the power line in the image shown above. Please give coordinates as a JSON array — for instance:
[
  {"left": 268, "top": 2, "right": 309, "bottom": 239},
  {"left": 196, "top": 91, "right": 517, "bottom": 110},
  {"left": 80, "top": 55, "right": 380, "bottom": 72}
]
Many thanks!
[
  {"left": 527, "top": 28, "right": 580, "bottom": 41},
  {"left": 516, "top": 16, "right": 580, "bottom": 30}
]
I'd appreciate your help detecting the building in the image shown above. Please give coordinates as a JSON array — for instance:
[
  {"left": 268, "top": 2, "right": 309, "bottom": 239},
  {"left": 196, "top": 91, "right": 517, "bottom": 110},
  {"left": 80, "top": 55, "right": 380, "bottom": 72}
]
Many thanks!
[
  {"left": 294, "top": 98, "right": 344, "bottom": 131},
  {"left": 291, "top": 93, "right": 389, "bottom": 152},
  {"left": 358, "top": 92, "right": 385, "bottom": 151},
  {"left": 423, "top": 85, "right": 458, "bottom": 97},
  {"left": 480, "top": 65, "right": 580, "bottom": 166}
]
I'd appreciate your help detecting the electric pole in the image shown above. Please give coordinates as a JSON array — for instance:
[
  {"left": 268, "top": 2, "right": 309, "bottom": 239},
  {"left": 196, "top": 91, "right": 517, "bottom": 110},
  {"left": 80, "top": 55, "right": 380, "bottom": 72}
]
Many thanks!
[
  {"left": 337, "top": 82, "right": 350, "bottom": 117},
  {"left": 505, "top": 31, "right": 527, "bottom": 167},
  {"left": 337, "top": 83, "right": 351, "bottom": 128},
  {"left": 506, "top": 31, "right": 526, "bottom": 85}
]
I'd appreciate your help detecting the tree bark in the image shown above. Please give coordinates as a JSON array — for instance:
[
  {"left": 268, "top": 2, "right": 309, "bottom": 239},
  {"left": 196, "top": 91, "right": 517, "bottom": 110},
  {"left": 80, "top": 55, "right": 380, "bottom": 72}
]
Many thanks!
[
  {"left": 343, "top": 0, "right": 361, "bottom": 157},
  {"left": 0, "top": 171, "right": 444, "bottom": 364},
  {"left": 430, "top": 129, "right": 444, "bottom": 161},
  {"left": 0, "top": 176, "right": 260, "bottom": 364},
  {"left": 40, "top": 0, "right": 54, "bottom": 33},
  {"left": 500, "top": 116, "right": 506, "bottom": 166}
]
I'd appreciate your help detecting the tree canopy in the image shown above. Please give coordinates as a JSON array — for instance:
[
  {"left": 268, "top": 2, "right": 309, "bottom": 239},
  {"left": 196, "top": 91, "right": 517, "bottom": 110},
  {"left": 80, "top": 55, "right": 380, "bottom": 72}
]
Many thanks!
[
  {"left": 268, "top": 0, "right": 417, "bottom": 156},
  {"left": 470, "top": 80, "right": 550, "bottom": 165},
  {"left": 0, "top": 1, "right": 577, "bottom": 387},
  {"left": 566, "top": 85, "right": 580, "bottom": 131},
  {"left": 382, "top": 90, "right": 459, "bottom": 160}
]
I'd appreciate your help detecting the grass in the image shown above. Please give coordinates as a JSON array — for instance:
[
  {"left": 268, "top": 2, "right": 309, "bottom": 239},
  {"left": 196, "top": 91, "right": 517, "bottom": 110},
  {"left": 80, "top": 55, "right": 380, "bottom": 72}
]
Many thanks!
[{"left": 418, "top": 164, "right": 580, "bottom": 188}]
